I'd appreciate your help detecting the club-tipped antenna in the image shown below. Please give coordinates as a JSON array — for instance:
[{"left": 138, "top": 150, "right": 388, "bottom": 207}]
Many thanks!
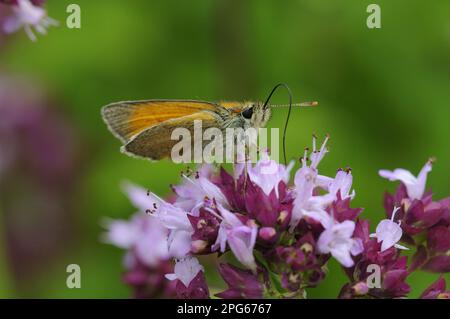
[{"left": 271, "top": 101, "right": 318, "bottom": 108}]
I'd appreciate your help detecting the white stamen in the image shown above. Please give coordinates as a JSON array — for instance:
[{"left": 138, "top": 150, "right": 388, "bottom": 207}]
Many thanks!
[
  {"left": 391, "top": 206, "right": 400, "bottom": 222},
  {"left": 181, "top": 174, "right": 197, "bottom": 186},
  {"left": 312, "top": 136, "right": 317, "bottom": 152}
]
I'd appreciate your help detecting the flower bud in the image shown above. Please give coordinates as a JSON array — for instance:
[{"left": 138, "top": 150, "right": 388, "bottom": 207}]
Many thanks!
[
  {"left": 277, "top": 210, "right": 288, "bottom": 224},
  {"left": 300, "top": 243, "right": 313, "bottom": 254},
  {"left": 191, "top": 240, "right": 208, "bottom": 254},
  {"left": 259, "top": 227, "right": 277, "bottom": 242},
  {"left": 352, "top": 281, "right": 369, "bottom": 296}
]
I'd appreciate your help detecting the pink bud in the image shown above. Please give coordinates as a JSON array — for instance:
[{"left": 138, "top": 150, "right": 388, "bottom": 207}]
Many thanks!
[
  {"left": 352, "top": 282, "right": 369, "bottom": 295},
  {"left": 259, "top": 227, "right": 277, "bottom": 242}
]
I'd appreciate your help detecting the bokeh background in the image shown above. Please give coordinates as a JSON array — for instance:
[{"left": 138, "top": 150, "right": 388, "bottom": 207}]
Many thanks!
[{"left": 0, "top": 0, "right": 448, "bottom": 298}]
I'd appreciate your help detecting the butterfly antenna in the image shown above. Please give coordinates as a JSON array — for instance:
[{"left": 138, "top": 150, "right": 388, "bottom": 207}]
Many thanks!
[
  {"left": 262, "top": 83, "right": 293, "bottom": 165},
  {"left": 271, "top": 101, "right": 318, "bottom": 108}
]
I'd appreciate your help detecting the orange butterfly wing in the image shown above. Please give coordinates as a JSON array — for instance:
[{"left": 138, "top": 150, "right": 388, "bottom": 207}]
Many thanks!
[{"left": 101, "top": 100, "right": 222, "bottom": 142}]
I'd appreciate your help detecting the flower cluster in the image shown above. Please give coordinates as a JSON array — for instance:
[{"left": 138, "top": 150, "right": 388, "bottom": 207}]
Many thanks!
[
  {"left": 339, "top": 160, "right": 450, "bottom": 299},
  {"left": 104, "top": 137, "right": 450, "bottom": 299},
  {"left": 380, "top": 161, "right": 450, "bottom": 274},
  {"left": 0, "top": 0, "right": 57, "bottom": 41}
]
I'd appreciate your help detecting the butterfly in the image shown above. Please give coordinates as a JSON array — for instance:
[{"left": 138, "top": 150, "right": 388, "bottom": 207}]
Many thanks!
[{"left": 101, "top": 84, "right": 317, "bottom": 162}]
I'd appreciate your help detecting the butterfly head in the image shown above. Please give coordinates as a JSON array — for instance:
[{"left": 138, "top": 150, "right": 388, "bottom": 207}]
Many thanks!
[{"left": 240, "top": 101, "right": 272, "bottom": 129}]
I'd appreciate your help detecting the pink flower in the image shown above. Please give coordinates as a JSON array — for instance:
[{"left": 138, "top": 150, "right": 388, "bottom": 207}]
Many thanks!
[
  {"left": 212, "top": 204, "right": 258, "bottom": 271},
  {"left": 379, "top": 160, "right": 432, "bottom": 200},
  {"left": 2, "top": 0, "right": 58, "bottom": 41},
  {"left": 291, "top": 166, "right": 319, "bottom": 229},
  {"left": 187, "top": 208, "right": 220, "bottom": 254},
  {"left": 317, "top": 220, "right": 363, "bottom": 267},
  {"left": 275, "top": 233, "right": 327, "bottom": 289},
  {"left": 102, "top": 129, "right": 450, "bottom": 299},
  {"left": 174, "top": 270, "right": 209, "bottom": 299},
  {"left": 153, "top": 201, "right": 193, "bottom": 258},
  {"left": 104, "top": 182, "right": 171, "bottom": 266},
  {"left": 290, "top": 137, "right": 358, "bottom": 232},
  {"left": 325, "top": 169, "right": 355, "bottom": 201},
  {"left": 383, "top": 181, "right": 448, "bottom": 238},
  {"left": 246, "top": 150, "right": 294, "bottom": 197},
  {"left": 290, "top": 136, "right": 330, "bottom": 230},
  {"left": 166, "top": 257, "right": 210, "bottom": 298},
  {"left": 123, "top": 181, "right": 194, "bottom": 258},
  {"left": 165, "top": 256, "right": 204, "bottom": 287},
  {"left": 172, "top": 165, "right": 228, "bottom": 213},
  {"left": 370, "top": 207, "right": 409, "bottom": 252},
  {"left": 103, "top": 214, "right": 169, "bottom": 267},
  {"left": 121, "top": 181, "right": 162, "bottom": 213},
  {"left": 296, "top": 169, "right": 355, "bottom": 229}
]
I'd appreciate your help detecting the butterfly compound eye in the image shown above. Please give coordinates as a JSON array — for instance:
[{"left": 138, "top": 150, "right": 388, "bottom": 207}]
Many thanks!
[{"left": 241, "top": 107, "right": 254, "bottom": 119}]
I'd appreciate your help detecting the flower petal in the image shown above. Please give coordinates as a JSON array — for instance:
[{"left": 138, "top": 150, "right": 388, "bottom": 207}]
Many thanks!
[
  {"left": 168, "top": 230, "right": 192, "bottom": 258},
  {"left": 375, "top": 219, "right": 403, "bottom": 252},
  {"left": 227, "top": 226, "right": 257, "bottom": 271},
  {"left": 379, "top": 161, "right": 432, "bottom": 200},
  {"left": 122, "top": 181, "right": 161, "bottom": 213},
  {"left": 165, "top": 256, "right": 204, "bottom": 287}
]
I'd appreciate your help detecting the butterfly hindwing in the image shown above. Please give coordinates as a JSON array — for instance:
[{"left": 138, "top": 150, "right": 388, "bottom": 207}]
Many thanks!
[{"left": 122, "top": 112, "right": 221, "bottom": 160}]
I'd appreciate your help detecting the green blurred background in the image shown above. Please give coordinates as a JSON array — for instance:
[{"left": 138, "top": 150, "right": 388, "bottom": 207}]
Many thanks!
[{"left": 0, "top": 0, "right": 448, "bottom": 298}]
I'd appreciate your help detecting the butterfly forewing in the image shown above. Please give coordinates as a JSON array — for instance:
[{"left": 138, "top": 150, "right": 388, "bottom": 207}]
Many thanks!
[{"left": 101, "top": 100, "right": 222, "bottom": 143}]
